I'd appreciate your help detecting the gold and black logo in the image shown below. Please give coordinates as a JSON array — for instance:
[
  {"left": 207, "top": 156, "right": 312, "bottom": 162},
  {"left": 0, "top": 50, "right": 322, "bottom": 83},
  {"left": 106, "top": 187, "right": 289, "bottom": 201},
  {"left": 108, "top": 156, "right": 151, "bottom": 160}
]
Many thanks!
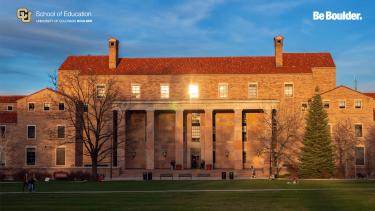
[{"left": 17, "top": 8, "right": 32, "bottom": 23}]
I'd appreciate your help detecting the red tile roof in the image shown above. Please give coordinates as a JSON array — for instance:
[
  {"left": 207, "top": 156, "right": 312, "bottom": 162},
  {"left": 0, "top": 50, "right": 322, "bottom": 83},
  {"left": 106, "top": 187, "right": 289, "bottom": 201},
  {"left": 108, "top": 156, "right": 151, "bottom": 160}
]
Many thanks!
[
  {"left": 0, "top": 112, "right": 17, "bottom": 124},
  {"left": 0, "top": 96, "right": 26, "bottom": 103},
  {"left": 364, "top": 93, "right": 375, "bottom": 99},
  {"left": 59, "top": 52, "right": 335, "bottom": 75}
]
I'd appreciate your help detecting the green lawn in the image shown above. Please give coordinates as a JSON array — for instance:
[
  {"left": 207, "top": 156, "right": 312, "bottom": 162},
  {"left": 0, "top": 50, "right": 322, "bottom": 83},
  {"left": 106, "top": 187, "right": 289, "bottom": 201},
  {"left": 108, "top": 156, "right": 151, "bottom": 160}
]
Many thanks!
[{"left": 1, "top": 180, "right": 375, "bottom": 210}]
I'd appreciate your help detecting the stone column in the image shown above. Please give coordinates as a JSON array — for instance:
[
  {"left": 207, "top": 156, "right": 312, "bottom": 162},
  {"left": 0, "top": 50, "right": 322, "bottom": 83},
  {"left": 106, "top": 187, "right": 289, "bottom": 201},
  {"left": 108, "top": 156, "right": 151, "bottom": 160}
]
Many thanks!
[
  {"left": 117, "top": 110, "right": 126, "bottom": 171},
  {"left": 234, "top": 109, "right": 243, "bottom": 170},
  {"left": 204, "top": 109, "right": 213, "bottom": 169},
  {"left": 175, "top": 110, "right": 184, "bottom": 169},
  {"left": 146, "top": 110, "right": 155, "bottom": 170}
]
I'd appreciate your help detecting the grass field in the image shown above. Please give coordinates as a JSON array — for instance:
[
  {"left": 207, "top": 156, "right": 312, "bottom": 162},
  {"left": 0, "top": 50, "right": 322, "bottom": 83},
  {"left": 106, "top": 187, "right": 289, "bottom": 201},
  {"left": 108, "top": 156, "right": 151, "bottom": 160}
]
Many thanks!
[{"left": 1, "top": 180, "right": 375, "bottom": 210}]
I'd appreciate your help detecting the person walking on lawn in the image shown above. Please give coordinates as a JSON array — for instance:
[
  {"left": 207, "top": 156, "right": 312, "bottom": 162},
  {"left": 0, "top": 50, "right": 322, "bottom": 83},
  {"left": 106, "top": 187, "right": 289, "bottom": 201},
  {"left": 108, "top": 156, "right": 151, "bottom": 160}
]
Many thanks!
[{"left": 22, "top": 172, "right": 29, "bottom": 192}]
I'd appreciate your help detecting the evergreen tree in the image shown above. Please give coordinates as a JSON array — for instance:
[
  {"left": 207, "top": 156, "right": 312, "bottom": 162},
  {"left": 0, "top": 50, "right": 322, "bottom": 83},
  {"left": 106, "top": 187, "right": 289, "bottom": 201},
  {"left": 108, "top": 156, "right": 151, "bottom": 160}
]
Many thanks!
[{"left": 300, "top": 87, "right": 334, "bottom": 178}]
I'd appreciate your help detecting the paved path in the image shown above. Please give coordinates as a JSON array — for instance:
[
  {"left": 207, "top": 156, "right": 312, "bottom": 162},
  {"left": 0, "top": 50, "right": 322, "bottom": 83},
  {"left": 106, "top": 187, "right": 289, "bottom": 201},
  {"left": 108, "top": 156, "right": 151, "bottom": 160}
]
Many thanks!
[{"left": 2, "top": 188, "right": 375, "bottom": 194}]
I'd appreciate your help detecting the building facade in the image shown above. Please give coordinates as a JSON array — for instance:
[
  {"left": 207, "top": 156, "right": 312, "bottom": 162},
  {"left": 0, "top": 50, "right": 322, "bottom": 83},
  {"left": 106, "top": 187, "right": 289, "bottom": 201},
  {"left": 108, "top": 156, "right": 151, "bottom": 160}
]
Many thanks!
[{"left": 1, "top": 36, "right": 374, "bottom": 179}]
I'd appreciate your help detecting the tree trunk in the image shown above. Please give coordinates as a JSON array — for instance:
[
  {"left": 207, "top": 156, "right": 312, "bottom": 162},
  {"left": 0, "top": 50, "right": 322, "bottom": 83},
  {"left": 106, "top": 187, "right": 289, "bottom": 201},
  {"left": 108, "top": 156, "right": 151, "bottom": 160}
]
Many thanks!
[{"left": 91, "top": 156, "right": 98, "bottom": 181}]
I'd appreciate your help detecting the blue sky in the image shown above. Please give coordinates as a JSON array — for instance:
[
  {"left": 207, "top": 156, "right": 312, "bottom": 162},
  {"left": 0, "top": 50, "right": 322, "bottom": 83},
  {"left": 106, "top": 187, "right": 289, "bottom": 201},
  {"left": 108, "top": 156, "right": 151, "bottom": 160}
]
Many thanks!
[{"left": 0, "top": 0, "right": 374, "bottom": 94}]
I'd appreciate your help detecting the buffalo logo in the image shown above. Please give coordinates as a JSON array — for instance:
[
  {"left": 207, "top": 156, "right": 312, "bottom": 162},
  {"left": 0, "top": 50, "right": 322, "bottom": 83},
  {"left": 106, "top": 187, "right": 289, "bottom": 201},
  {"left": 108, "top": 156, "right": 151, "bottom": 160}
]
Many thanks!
[{"left": 17, "top": 8, "right": 32, "bottom": 23}]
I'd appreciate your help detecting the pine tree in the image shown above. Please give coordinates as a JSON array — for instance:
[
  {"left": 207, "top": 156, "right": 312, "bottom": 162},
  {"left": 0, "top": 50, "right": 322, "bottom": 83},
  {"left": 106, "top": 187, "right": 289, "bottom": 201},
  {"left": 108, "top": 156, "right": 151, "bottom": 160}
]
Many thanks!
[{"left": 300, "top": 87, "right": 334, "bottom": 178}]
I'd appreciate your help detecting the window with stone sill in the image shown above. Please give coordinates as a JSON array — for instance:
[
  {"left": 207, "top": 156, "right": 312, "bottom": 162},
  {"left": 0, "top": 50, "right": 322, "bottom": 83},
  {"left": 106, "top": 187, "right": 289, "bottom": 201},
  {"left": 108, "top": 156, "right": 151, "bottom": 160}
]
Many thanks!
[
  {"left": 160, "top": 84, "right": 169, "bottom": 99},
  {"left": 339, "top": 100, "right": 346, "bottom": 109},
  {"left": 59, "top": 102, "right": 65, "bottom": 111},
  {"left": 248, "top": 83, "right": 257, "bottom": 98},
  {"left": 284, "top": 83, "right": 293, "bottom": 97},
  {"left": 56, "top": 147, "right": 65, "bottom": 166},
  {"left": 131, "top": 84, "right": 141, "bottom": 99},
  {"left": 57, "top": 126, "right": 65, "bottom": 139},
  {"left": 355, "top": 146, "right": 365, "bottom": 165},
  {"left": 7, "top": 105, "right": 13, "bottom": 111},
  {"left": 96, "top": 84, "right": 106, "bottom": 98},
  {"left": 355, "top": 99, "right": 362, "bottom": 109},
  {"left": 44, "top": 103, "right": 51, "bottom": 111},
  {"left": 218, "top": 83, "right": 228, "bottom": 98},
  {"left": 323, "top": 101, "right": 330, "bottom": 109},
  {"left": 28, "top": 103, "right": 35, "bottom": 111},
  {"left": 26, "top": 147, "right": 36, "bottom": 166},
  {"left": 27, "top": 125, "right": 36, "bottom": 139},
  {"left": 355, "top": 124, "right": 363, "bottom": 137}
]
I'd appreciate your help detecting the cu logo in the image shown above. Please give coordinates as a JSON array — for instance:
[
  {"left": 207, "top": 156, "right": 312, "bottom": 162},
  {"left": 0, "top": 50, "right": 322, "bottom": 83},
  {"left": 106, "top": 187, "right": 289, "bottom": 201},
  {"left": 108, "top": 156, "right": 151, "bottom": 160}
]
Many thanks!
[{"left": 17, "top": 8, "right": 32, "bottom": 23}]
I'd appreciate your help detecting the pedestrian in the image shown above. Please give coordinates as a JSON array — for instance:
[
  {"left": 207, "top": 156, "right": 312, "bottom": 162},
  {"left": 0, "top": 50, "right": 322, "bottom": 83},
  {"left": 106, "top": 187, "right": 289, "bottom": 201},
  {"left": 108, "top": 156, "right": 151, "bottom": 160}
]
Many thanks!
[
  {"left": 22, "top": 172, "right": 29, "bottom": 192},
  {"left": 28, "top": 173, "right": 37, "bottom": 192}
]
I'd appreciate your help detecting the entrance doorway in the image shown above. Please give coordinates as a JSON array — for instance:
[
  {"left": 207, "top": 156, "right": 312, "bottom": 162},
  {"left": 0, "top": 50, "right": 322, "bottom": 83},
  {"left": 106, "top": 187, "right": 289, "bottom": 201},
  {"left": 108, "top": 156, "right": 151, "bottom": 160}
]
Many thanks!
[{"left": 190, "top": 149, "right": 200, "bottom": 169}]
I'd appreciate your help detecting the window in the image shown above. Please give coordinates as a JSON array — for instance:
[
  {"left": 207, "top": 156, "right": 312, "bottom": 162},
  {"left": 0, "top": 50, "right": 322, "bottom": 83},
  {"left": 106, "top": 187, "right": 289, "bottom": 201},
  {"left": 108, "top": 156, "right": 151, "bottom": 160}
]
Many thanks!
[
  {"left": 355, "top": 99, "right": 362, "bottom": 109},
  {"left": 26, "top": 147, "right": 36, "bottom": 165},
  {"left": 189, "top": 84, "right": 199, "bottom": 99},
  {"left": 0, "top": 125, "right": 5, "bottom": 138},
  {"left": 57, "top": 126, "right": 65, "bottom": 139},
  {"left": 355, "top": 124, "right": 363, "bottom": 137},
  {"left": 301, "top": 103, "right": 308, "bottom": 111},
  {"left": 43, "top": 103, "right": 51, "bottom": 111},
  {"left": 191, "top": 113, "right": 200, "bottom": 124},
  {"left": 243, "top": 151, "right": 246, "bottom": 163},
  {"left": 192, "top": 126, "right": 201, "bottom": 142},
  {"left": 28, "top": 103, "right": 35, "bottom": 111},
  {"left": 96, "top": 84, "right": 106, "bottom": 98},
  {"left": 27, "top": 125, "right": 36, "bottom": 139},
  {"left": 160, "top": 84, "right": 169, "bottom": 99},
  {"left": 131, "top": 84, "right": 141, "bottom": 99},
  {"left": 191, "top": 113, "right": 200, "bottom": 142},
  {"left": 323, "top": 100, "right": 330, "bottom": 109},
  {"left": 355, "top": 147, "right": 365, "bottom": 165},
  {"left": 59, "top": 103, "right": 65, "bottom": 111},
  {"left": 339, "top": 100, "right": 346, "bottom": 109},
  {"left": 56, "top": 147, "right": 65, "bottom": 166},
  {"left": 284, "top": 83, "right": 293, "bottom": 97},
  {"left": 248, "top": 83, "right": 258, "bottom": 98},
  {"left": 218, "top": 83, "right": 228, "bottom": 98},
  {"left": 7, "top": 105, "right": 13, "bottom": 111}
]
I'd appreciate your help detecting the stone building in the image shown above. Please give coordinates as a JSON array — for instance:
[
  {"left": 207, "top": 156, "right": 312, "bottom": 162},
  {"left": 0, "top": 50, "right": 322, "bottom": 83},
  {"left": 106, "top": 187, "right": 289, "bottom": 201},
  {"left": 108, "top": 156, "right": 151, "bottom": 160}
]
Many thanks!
[{"left": 1, "top": 36, "right": 374, "bottom": 179}]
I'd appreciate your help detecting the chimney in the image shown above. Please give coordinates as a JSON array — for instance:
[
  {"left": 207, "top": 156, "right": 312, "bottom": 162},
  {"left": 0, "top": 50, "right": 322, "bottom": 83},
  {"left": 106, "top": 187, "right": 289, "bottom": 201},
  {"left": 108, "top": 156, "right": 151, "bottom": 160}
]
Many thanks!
[
  {"left": 274, "top": 35, "right": 284, "bottom": 67},
  {"left": 108, "top": 37, "right": 119, "bottom": 69}
]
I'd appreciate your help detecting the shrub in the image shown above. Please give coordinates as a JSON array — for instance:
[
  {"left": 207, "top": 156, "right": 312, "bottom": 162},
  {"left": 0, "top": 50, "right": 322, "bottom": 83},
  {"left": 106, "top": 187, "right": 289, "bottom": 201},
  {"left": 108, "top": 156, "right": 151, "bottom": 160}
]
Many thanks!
[
  {"left": 0, "top": 172, "right": 6, "bottom": 181},
  {"left": 68, "top": 171, "right": 91, "bottom": 181},
  {"left": 13, "top": 169, "right": 28, "bottom": 181}
]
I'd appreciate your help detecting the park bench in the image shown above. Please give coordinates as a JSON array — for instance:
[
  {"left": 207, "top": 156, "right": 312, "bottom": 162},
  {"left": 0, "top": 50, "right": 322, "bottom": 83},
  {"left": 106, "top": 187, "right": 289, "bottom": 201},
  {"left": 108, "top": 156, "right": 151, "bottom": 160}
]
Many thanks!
[
  {"left": 178, "top": 173, "right": 192, "bottom": 179},
  {"left": 53, "top": 171, "right": 69, "bottom": 180},
  {"left": 160, "top": 173, "right": 173, "bottom": 180}
]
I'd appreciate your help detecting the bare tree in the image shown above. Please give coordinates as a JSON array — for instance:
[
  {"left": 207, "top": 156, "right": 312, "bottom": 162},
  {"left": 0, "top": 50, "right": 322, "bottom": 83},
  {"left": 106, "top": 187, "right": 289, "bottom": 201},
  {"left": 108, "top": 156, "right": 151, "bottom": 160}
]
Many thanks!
[
  {"left": 365, "top": 125, "right": 375, "bottom": 177},
  {"left": 257, "top": 104, "right": 304, "bottom": 177},
  {"left": 332, "top": 118, "right": 358, "bottom": 178},
  {"left": 50, "top": 70, "right": 124, "bottom": 180}
]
